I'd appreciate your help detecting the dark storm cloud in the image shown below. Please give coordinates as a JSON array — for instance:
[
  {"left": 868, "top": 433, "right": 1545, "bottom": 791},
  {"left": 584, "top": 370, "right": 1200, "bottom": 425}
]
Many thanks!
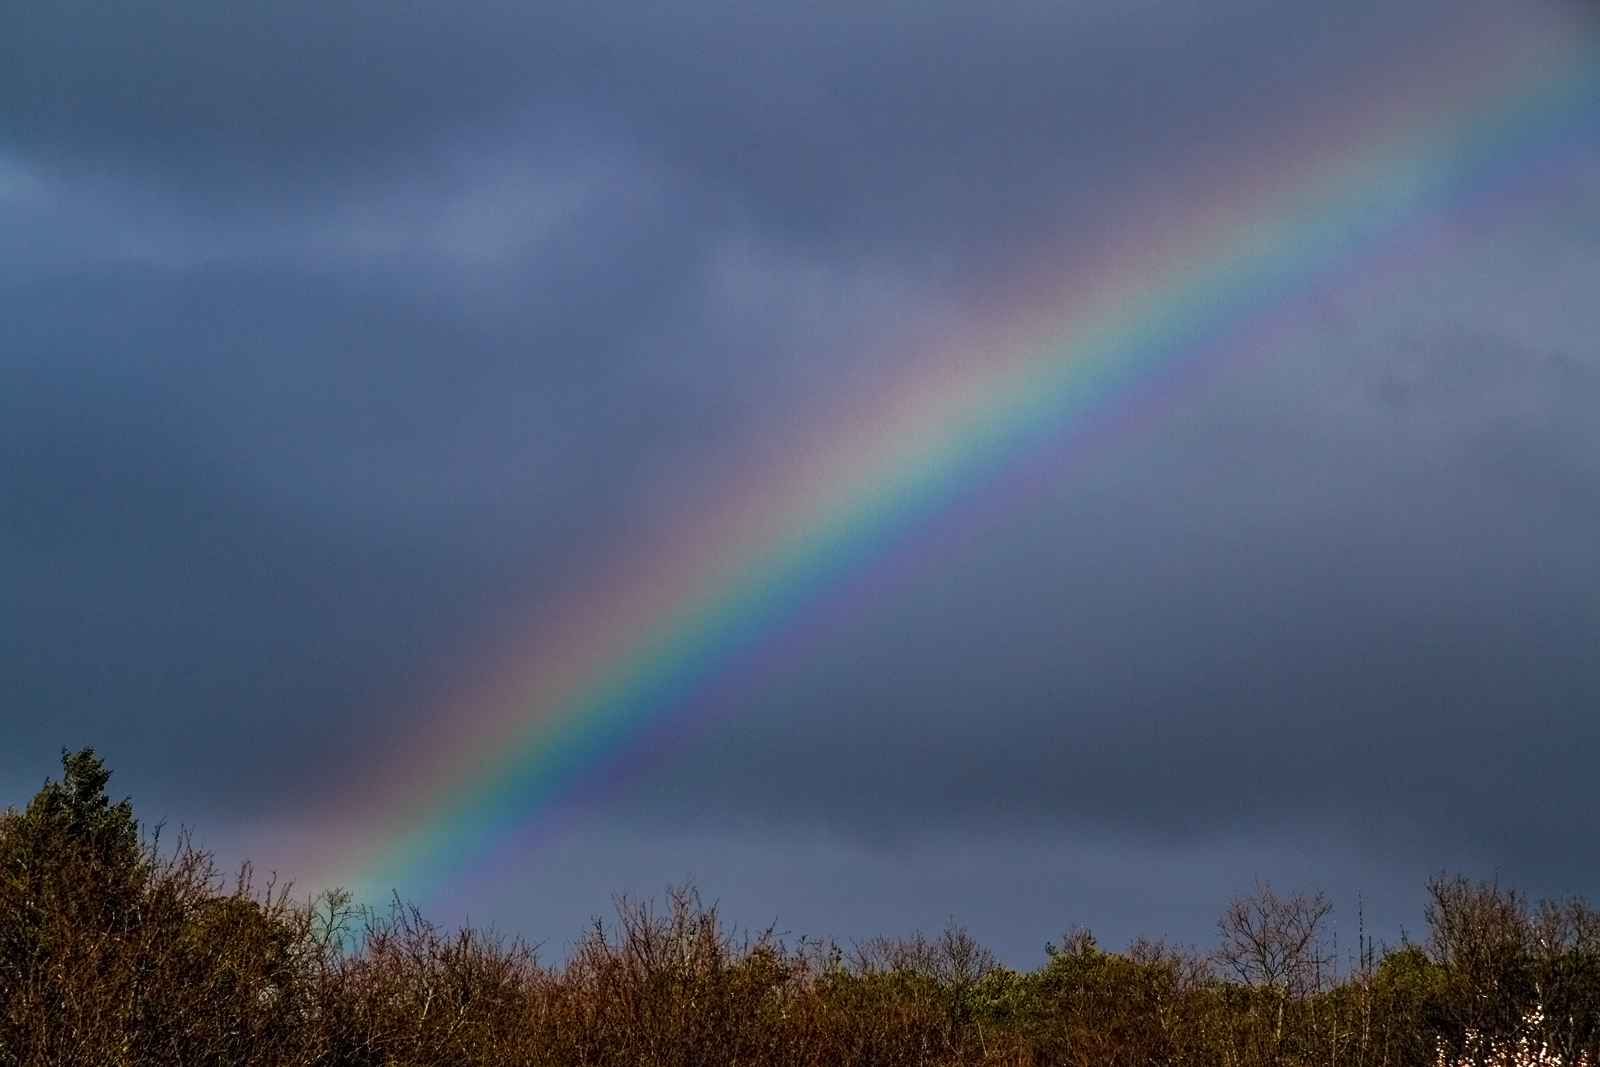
[
  {"left": 629, "top": 316, "right": 1600, "bottom": 886},
  {"left": 0, "top": 129, "right": 927, "bottom": 819},
  {"left": 2, "top": 0, "right": 1480, "bottom": 250},
  {"left": 3, "top": 0, "right": 1598, "bottom": 946},
  {"left": 0, "top": 200, "right": 827, "bottom": 802}
]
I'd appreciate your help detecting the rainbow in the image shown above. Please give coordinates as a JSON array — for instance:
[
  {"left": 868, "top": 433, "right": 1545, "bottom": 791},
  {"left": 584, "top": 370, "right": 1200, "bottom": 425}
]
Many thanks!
[{"left": 310, "top": 16, "right": 1599, "bottom": 910}]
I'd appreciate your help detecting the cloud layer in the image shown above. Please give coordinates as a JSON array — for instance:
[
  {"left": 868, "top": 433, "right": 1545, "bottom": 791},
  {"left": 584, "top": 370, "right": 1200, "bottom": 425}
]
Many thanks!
[{"left": 3, "top": 0, "right": 1597, "bottom": 959}]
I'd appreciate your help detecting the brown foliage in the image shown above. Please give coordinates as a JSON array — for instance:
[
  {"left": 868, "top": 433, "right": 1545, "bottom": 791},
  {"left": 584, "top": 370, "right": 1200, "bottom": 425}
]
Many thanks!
[{"left": 8, "top": 751, "right": 1600, "bottom": 1067}]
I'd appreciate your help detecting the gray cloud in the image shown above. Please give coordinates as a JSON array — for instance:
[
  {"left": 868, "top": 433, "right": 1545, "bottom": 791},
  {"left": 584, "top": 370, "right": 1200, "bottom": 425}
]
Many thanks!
[
  {"left": 2, "top": 0, "right": 1515, "bottom": 247},
  {"left": 627, "top": 282, "right": 1600, "bottom": 884},
  {"left": 3, "top": 0, "right": 1598, "bottom": 949}
]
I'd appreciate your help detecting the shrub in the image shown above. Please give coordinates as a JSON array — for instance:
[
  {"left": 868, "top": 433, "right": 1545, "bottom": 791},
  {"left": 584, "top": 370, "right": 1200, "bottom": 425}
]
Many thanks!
[{"left": 7, "top": 750, "right": 1600, "bottom": 1067}]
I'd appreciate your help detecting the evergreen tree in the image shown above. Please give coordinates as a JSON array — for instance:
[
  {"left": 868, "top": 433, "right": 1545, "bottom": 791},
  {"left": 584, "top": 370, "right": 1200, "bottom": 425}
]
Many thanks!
[{"left": 0, "top": 747, "right": 145, "bottom": 931}]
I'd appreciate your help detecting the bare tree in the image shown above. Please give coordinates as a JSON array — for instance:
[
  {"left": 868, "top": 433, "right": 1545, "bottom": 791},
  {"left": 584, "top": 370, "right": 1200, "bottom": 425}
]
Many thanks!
[
  {"left": 1214, "top": 881, "right": 1332, "bottom": 999},
  {"left": 1424, "top": 874, "right": 1536, "bottom": 1052},
  {"left": 851, "top": 922, "right": 999, "bottom": 986}
]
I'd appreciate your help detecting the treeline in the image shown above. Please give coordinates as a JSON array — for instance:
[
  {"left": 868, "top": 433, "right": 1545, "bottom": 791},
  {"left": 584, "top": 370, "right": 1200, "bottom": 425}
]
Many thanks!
[{"left": 4, "top": 750, "right": 1600, "bottom": 1067}]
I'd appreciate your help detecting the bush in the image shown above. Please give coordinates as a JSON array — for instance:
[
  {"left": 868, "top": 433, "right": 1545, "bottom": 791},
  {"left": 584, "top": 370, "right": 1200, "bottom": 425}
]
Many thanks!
[
  {"left": 0, "top": 749, "right": 321, "bottom": 1066},
  {"left": 7, "top": 750, "right": 1600, "bottom": 1067}
]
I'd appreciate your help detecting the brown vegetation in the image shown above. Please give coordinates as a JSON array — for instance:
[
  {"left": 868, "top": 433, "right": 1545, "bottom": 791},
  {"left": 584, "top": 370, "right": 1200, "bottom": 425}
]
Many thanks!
[{"left": 4, "top": 749, "right": 1600, "bottom": 1067}]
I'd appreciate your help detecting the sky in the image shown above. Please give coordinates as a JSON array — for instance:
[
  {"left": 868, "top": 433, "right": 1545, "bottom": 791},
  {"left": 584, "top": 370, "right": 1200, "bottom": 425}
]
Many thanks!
[{"left": 3, "top": 0, "right": 1599, "bottom": 966}]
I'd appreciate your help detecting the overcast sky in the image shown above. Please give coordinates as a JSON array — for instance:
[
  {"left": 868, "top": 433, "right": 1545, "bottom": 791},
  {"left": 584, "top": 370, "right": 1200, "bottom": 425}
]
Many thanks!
[{"left": 3, "top": 0, "right": 1599, "bottom": 965}]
